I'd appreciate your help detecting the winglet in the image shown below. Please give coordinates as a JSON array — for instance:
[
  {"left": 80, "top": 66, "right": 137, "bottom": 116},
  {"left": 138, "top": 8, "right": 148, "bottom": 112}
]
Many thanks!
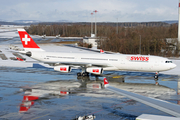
[
  {"left": 16, "top": 57, "right": 24, "bottom": 61},
  {"left": 104, "top": 77, "right": 109, "bottom": 87},
  {"left": 100, "top": 49, "right": 104, "bottom": 53}
]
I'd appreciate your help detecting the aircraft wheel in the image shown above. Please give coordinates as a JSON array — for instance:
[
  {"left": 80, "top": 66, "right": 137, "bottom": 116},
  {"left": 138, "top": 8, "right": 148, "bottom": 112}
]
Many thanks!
[
  {"left": 154, "top": 75, "right": 158, "bottom": 79},
  {"left": 82, "top": 72, "right": 89, "bottom": 77},
  {"left": 85, "top": 72, "right": 89, "bottom": 76},
  {"left": 77, "top": 72, "right": 82, "bottom": 76}
]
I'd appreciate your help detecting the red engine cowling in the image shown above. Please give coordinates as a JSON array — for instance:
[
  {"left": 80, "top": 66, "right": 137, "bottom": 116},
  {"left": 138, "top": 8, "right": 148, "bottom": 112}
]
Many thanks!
[
  {"left": 54, "top": 65, "right": 71, "bottom": 73},
  {"left": 86, "top": 67, "right": 103, "bottom": 75}
]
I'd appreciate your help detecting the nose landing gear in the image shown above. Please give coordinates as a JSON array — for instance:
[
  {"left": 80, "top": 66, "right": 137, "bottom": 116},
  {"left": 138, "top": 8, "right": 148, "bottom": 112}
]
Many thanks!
[
  {"left": 154, "top": 72, "right": 159, "bottom": 79},
  {"left": 154, "top": 72, "right": 159, "bottom": 85}
]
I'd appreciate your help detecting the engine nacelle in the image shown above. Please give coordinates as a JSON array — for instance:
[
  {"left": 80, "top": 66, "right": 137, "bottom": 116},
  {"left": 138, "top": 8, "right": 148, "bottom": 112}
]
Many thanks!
[
  {"left": 54, "top": 65, "right": 71, "bottom": 73},
  {"left": 86, "top": 67, "right": 103, "bottom": 75}
]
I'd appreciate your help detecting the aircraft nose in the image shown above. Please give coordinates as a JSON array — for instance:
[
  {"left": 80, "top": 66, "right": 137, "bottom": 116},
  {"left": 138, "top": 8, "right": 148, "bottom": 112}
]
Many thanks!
[{"left": 171, "top": 63, "right": 176, "bottom": 69}]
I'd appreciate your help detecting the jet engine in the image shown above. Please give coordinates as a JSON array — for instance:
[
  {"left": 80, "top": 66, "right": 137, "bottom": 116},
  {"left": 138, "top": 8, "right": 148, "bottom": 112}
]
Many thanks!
[
  {"left": 54, "top": 65, "right": 71, "bottom": 73},
  {"left": 86, "top": 67, "right": 103, "bottom": 75}
]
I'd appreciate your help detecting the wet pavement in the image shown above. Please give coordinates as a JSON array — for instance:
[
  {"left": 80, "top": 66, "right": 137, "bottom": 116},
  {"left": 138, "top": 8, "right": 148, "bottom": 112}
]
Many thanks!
[
  {"left": 0, "top": 32, "right": 180, "bottom": 119},
  {"left": 0, "top": 67, "right": 179, "bottom": 120}
]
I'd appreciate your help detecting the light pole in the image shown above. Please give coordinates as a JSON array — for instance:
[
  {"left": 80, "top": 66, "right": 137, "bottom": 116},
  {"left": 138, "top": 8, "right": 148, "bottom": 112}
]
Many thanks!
[
  {"left": 116, "top": 18, "right": 118, "bottom": 34},
  {"left": 139, "top": 35, "right": 141, "bottom": 54},
  {"left": 91, "top": 13, "right": 93, "bottom": 35},
  {"left": 94, "top": 10, "right": 98, "bottom": 37}
]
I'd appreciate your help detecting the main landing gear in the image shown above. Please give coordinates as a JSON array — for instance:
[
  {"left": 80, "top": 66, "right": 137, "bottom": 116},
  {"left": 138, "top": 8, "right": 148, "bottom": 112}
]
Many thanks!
[
  {"left": 77, "top": 72, "right": 89, "bottom": 77},
  {"left": 77, "top": 67, "right": 90, "bottom": 77},
  {"left": 154, "top": 72, "right": 159, "bottom": 85}
]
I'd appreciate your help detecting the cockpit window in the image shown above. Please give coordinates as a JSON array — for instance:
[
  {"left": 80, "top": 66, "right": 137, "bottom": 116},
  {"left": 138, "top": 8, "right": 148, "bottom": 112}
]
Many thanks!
[{"left": 165, "top": 61, "right": 172, "bottom": 63}]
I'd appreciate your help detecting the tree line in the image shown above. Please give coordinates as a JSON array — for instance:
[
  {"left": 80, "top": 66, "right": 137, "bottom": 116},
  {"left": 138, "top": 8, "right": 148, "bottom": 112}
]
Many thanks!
[
  {"left": 98, "top": 24, "right": 178, "bottom": 57},
  {"left": 25, "top": 23, "right": 179, "bottom": 57}
]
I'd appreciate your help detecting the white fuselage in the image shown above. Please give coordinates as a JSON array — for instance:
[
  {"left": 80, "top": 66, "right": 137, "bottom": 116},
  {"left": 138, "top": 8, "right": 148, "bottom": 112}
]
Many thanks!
[{"left": 30, "top": 51, "right": 176, "bottom": 72}]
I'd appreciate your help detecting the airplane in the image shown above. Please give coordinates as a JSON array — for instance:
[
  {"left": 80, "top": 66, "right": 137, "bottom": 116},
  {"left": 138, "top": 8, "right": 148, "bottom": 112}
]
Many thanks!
[
  {"left": 17, "top": 29, "right": 176, "bottom": 80},
  {"left": 103, "top": 77, "right": 180, "bottom": 118}
]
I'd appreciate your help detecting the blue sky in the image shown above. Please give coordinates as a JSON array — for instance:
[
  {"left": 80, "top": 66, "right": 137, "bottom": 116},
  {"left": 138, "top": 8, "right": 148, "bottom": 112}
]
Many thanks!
[{"left": 0, "top": 0, "right": 179, "bottom": 22}]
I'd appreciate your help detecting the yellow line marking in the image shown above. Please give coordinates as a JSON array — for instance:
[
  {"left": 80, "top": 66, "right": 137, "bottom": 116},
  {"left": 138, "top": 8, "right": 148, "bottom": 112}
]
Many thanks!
[{"left": 113, "top": 76, "right": 121, "bottom": 78}]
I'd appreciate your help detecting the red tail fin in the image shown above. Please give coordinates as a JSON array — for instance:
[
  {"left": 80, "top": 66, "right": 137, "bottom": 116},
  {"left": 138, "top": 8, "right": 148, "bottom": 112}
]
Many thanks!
[{"left": 17, "top": 29, "right": 40, "bottom": 49}]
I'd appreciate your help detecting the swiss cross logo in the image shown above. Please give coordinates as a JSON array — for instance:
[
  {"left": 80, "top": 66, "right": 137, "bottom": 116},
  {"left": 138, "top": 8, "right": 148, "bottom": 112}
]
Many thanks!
[
  {"left": 92, "top": 69, "right": 99, "bottom": 73},
  {"left": 22, "top": 34, "right": 31, "bottom": 45},
  {"left": 25, "top": 97, "right": 28, "bottom": 101},
  {"left": 105, "top": 79, "right": 108, "bottom": 83}
]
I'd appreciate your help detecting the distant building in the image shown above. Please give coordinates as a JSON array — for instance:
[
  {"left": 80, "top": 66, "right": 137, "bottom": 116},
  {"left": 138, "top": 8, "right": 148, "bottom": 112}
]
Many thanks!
[
  {"left": 166, "top": 38, "right": 177, "bottom": 49},
  {"left": 83, "top": 37, "right": 98, "bottom": 47},
  {"left": 83, "top": 34, "right": 99, "bottom": 48},
  {"left": 161, "top": 38, "right": 178, "bottom": 55}
]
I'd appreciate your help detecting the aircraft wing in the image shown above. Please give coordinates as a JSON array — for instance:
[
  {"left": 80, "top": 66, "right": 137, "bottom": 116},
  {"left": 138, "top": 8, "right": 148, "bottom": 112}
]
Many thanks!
[
  {"left": 44, "top": 61, "right": 112, "bottom": 68},
  {"left": 16, "top": 58, "right": 112, "bottom": 68},
  {"left": 63, "top": 44, "right": 117, "bottom": 54},
  {"left": 103, "top": 78, "right": 180, "bottom": 118}
]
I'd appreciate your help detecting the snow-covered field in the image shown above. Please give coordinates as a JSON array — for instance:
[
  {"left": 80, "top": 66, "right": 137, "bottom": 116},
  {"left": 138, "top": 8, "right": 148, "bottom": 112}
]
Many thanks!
[{"left": 0, "top": 25, "right": 24, "bottom": 38}]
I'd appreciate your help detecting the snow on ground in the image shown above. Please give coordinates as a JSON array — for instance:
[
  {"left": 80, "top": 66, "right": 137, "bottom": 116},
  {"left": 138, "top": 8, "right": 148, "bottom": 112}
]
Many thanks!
[
  {"left": 0, "top": 31, "right": 19, "bottom": 38},
  {"left": 0, "top": 25, "right": 25, "bottom": 29},
  {"left": 0, "top": 26, "right": 24, "bottom": 38}
]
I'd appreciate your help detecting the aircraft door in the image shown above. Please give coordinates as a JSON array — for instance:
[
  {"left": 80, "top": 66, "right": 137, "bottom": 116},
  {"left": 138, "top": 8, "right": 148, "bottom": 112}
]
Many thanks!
[{"left": 119, "top": 58, "right": 125, "bottom": 69}]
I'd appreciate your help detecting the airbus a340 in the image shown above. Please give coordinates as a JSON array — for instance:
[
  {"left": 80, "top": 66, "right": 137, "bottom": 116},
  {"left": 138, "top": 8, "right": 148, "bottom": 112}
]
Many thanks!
[{"left": 17, "top": 29, "right": 176, "bottom": 79}]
